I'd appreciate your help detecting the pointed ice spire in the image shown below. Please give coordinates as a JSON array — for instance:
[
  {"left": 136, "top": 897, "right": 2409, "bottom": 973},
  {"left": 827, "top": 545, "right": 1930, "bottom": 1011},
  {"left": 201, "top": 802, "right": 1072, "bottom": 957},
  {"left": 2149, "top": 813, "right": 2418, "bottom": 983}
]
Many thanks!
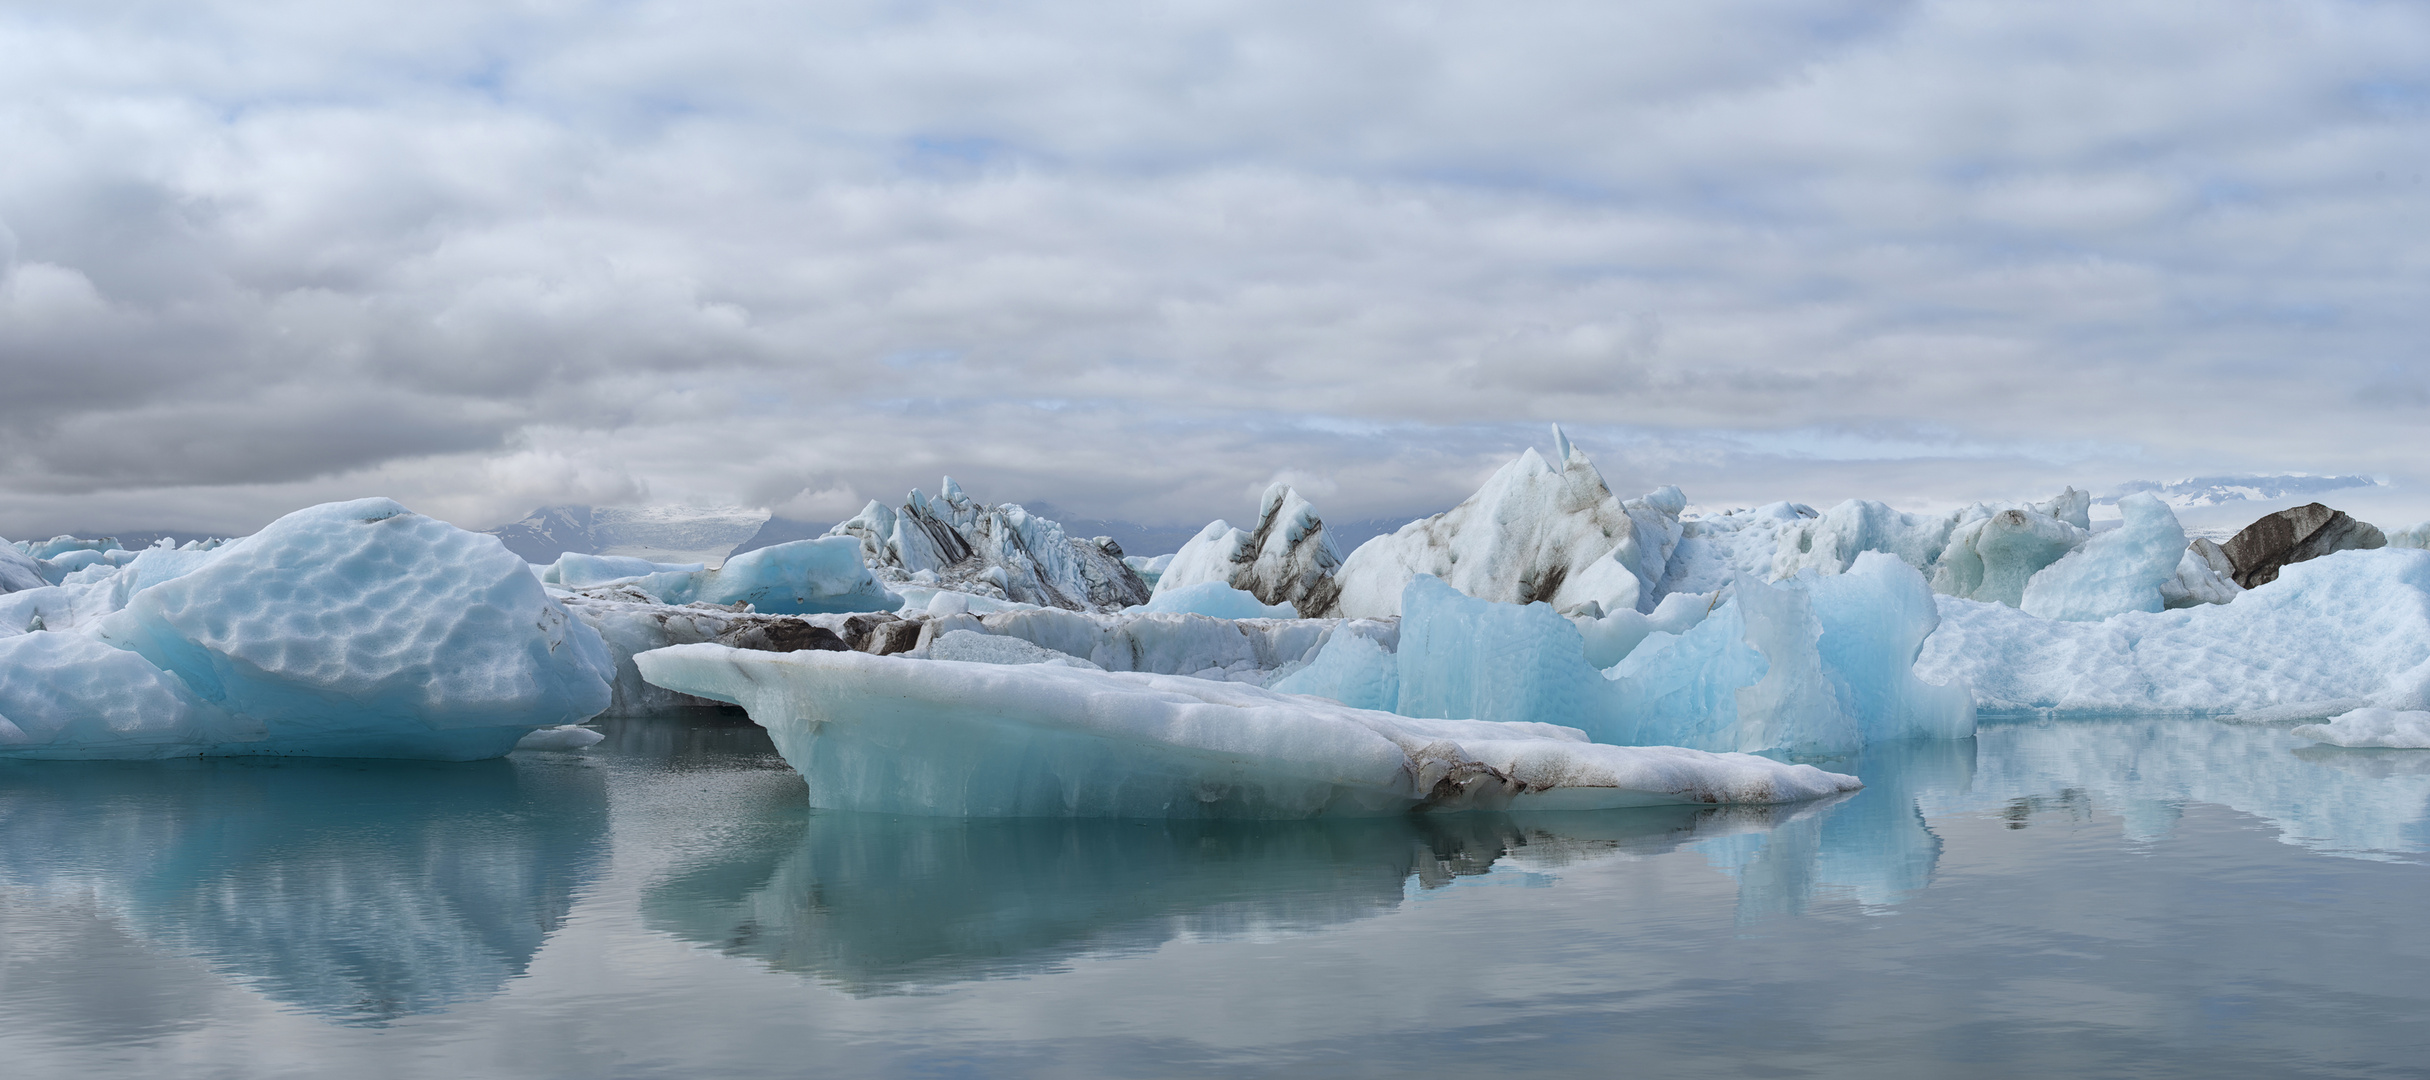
[
  {"left": 941, "top": 477, "right": 965, "bottom": 502},
  {"left": 1552, "top": 423, "right": 1573, "bottom": 464}
]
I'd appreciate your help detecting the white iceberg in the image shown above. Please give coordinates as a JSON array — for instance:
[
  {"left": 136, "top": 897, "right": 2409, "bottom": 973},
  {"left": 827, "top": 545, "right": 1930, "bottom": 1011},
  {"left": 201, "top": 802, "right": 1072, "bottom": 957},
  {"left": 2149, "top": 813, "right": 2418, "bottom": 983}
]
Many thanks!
[
  {"left": 1, "top": 498, "right": 617, "bottom": 760},
  {"left": 1771, "top": 500, "right": 1958, "bottom": 580},
  {"left": 1919, "top": 548, "right": 2430, "bottom": 716},
  {"left": 632, "top": 644, "right": 1861, "bottom": 818},
  {"left": 827, "top": 478, "right": 1150, "bottom": 612},
  {"left": 1152, "top": 483, "right": 1344, "bottom": 616},
  {"left": 2293, "top": 708, "right": 2430, "bottom": 749},
  {"left": 2018, "top": 492, "right": 2187, "bottom": 621},
  {"left": 1929, "top": 506, "right": 2088, "bottom": 606},
  {"left": 1334, "top": 425, "right": 1683, "bottom": 619}
]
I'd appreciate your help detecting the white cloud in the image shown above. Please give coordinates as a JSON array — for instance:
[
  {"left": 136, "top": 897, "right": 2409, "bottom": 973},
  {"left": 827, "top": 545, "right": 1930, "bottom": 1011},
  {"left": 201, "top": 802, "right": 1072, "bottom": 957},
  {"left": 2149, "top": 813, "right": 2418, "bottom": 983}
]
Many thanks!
[{"left": 2, "top": 0, "right": 2427, "bottom": 538}]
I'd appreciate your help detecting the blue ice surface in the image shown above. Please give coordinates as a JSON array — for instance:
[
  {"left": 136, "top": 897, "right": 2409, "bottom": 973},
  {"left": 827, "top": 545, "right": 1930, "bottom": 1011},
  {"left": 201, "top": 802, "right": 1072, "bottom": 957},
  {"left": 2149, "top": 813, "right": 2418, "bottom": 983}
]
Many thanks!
[
  {"left": 1136, "top": 581, "right": 1299, "bottom": 620},
  {"left": 4, "top": 498, "right": 616, "bottom": 760},
  {"left": 2019, "top": 491, "right": 2186, "bottom": 621},
  {"left": 1282, "top": 569, "right": 1971, "bottom": 755}
]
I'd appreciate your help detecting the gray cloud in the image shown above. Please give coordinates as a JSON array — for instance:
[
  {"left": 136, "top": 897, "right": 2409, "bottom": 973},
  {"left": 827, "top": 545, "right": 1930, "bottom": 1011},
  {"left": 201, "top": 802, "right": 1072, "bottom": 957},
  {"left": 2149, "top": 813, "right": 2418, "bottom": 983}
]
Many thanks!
[{"left": 2, "top": 0, "right": 2428, "bottom": 540}]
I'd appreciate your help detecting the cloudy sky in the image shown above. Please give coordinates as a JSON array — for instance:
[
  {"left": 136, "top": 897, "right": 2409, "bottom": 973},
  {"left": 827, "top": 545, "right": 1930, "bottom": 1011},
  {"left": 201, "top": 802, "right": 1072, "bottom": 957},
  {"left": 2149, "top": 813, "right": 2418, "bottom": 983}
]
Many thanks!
[{"left": 3, "top": 0, "right": 2426, "bottom": 539}]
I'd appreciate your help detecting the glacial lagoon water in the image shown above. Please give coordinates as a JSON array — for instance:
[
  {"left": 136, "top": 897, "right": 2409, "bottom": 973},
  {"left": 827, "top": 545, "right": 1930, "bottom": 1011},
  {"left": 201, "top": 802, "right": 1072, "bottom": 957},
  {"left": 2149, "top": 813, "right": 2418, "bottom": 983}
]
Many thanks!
[{"left": 2, "top": 713, "right": 2426, "bottom": 1078}]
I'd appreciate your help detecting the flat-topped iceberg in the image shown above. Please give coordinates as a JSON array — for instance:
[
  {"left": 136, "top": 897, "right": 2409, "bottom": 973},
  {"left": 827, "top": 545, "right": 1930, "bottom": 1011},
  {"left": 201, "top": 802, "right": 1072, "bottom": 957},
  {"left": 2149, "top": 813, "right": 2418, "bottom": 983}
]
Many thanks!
[
  {"left": 633, "top": 644, "right": 1861, "bottom": 818},
  {"left": 2, "top": 499, "right": 615, "bottom": 759}
]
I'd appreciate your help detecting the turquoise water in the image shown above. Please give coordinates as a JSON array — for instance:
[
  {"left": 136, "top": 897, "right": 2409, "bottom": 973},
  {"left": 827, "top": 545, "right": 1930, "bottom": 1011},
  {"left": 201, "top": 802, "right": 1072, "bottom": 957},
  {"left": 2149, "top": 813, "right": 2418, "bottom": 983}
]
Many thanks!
[{"left": 2, "top": 713, "right": 2426, "bottom": 1078}]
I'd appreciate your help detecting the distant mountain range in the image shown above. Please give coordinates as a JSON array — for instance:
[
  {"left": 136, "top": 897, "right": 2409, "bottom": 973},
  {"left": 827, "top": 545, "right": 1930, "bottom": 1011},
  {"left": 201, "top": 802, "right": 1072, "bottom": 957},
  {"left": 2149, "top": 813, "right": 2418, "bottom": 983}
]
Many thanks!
[{"left": 2100, "top": 475, "right": 2381, "bottom": 510}]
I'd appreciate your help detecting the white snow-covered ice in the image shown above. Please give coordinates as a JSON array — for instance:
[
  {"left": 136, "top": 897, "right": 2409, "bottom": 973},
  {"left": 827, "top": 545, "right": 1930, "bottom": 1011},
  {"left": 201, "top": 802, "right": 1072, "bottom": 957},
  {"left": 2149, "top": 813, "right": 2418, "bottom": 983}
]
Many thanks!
[
  {"left": 1919, "top": 548, "right": 2430, "bottom": 716},
  {"left": 2293, "top": 708, "right": 2430, "bottom": 749},
  {"left": 633, "top": 643, "right": 1861, "bottom": 818}
]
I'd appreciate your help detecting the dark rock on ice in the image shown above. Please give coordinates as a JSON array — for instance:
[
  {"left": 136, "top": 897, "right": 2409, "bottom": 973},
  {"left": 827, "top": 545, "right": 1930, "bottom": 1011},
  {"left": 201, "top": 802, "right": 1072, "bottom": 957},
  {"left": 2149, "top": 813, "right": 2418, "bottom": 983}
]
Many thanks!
[
  {"left": 2221, "top": 503, "right": 2387, "bottom": 589},
  {"left": 719, "top": 619, "right": 851, "bottom": 653}
]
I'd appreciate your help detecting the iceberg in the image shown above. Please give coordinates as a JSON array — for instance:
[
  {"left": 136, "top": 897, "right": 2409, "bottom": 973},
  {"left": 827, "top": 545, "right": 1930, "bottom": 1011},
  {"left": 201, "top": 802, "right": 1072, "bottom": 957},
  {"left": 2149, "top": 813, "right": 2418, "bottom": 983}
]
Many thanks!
[
  {"left": 1334, "top": 425, "right": 1684, "bottom": 618},
  {"left": 633, "top": 644, "right": 1861, "bottom": 818},
  {"left": 548, "top": 536, "right": 899, "bottom": 615},
  {"left": 1929, "top": 506, "right": 2088, "bottom": 607},
  {"left": 2018, "top": 493, "right": 2188, "bottom": 621},
  {"left": 550, "top": 553, "right": 705, "bottom": 587},
  {"left": 2293, "top": 708, "right": 2430, "bottom": 749},
  {"left": 483, "top": 503, "right": 770, "bottom": 565},
  {"left": 1138, "top": 580, "right": 1300, "bottom": 620},
  {"left": 1300, "top": 567, "right": 1970, "bottom": 756},
  {"left": 1920, "top": 548, "right": 2430, "bottom": 716},
  {"left": 1, "top": 499, "right": 617, "bottom": 760},
  {"left": 1152, "top": 483, "right": 1345, "bottom": 616},
  {"left": 828, "top": 478, "right": 1150, "bottom": 612},
  {"left": 1772, "top": 499, "right": 1958, "bottom": 579}
]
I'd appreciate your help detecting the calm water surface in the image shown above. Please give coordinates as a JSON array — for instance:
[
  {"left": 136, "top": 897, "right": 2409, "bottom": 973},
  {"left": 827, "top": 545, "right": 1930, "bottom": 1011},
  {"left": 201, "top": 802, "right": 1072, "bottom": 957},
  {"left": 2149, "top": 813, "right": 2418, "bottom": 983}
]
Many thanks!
[{"left": 2, "top": 713, "right": 2426, "bottom": 1078}]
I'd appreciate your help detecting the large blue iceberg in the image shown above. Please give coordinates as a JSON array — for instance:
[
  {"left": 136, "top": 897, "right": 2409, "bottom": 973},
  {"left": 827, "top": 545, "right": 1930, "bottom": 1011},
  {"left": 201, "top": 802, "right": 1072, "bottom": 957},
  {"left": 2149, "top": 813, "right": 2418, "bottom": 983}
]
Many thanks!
[
  {"left": 1276, "top": 559, "right": 1973, "bottom": 756},
  {"left": 1, "top": 499, "right": 615, "bottom": 759}
]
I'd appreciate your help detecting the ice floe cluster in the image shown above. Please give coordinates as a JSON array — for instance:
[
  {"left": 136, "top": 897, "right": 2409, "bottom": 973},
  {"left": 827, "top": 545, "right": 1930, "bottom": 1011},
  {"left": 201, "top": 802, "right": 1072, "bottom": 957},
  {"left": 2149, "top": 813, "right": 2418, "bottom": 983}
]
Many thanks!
[{"left": 8, "top": 425, "right": 2429, "bottom": 817}]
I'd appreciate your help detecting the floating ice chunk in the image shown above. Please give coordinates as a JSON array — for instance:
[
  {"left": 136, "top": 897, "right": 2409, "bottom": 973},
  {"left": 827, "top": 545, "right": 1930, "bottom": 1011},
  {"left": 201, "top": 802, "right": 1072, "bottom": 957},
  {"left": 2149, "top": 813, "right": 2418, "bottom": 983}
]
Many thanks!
[
  {"left": 1920, "top": 548, "right": 2430, "bottom": 715},
  {"left": 0, "top": 631, "right": 257, "bottom": 756},
  {"left": 87, "top": 498, "right": 615, "bottom": 759},
  {"left": 1268, "top": 624, "right": 1400, "bottom": 712},
  {"left": 1333, "top": 426, "right": 1683, "bottom": 618},
  {"left": 2389, "top": 522, "right": 2430, "bottom": 550},
  {"left": 1139, "top": 581, "right": 1299, "bottom": 620},
  {"left": 1152, "top": 484, "right": 1344, "bottom": 616},
  {"left": 2292, "top": 708, "right": 2430, "bottom": 749},
  {"left": 829, "top": 480, "right": 1150, "bottom": 611},
  {"left": 632, "top": 644, "right": 1861, "bottom": 818},
  {"left": 2159, "top": 546, "right": 2241, "bottom": 609},
  {"left": 1804, "top": 553, "right": 1976, "bottom": 743},
  {"left": 1389, "top": 567, "right": 1968, "bottom": 755},
  {"left": 924, "top": 628, "right": 1104, "bottom": 669},
  {"left": 694, "top": 536, "right": 899, "bottom": 614},
  {"left": 554, "top": 553, "right": 705, "bottom": 588},
  {"left": 1123, "top": 553, "right": 1175, "bottom": 589},
  {"left": 1572, "top": 604, "right": 1653, "bottom": 669},
  {"left": 514, "top": 724, "right": 606, "bottom": 751},
  {"left": 1396, "top": 574, "right": 1620, "bottom": 733},
  {"left": 1773, "top": 500, "right": 1958, "bottom": 579},
  {"left": 2018, "top": 493, "right": 2187, "bottom": 621},
  {"left": 1930, "top": 507, "right": 2087, "bottom": 606}
]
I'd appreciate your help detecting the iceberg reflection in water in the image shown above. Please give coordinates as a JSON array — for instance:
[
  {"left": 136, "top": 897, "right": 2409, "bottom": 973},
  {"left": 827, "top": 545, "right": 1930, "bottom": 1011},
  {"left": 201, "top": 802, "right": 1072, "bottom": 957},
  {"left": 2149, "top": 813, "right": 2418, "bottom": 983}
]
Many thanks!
[
  {"left": 0, "top": 755, "right": 609, "bottom": 1022},
  {"left": 5, "top": 711, "right": 2429, "bottom": 1078},
  {"left": 1958, "top": 717, "right": 2430, "bottom": 862},
  {"left": 642, "top": 800, "right": 1855, "bottom": 992}
]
